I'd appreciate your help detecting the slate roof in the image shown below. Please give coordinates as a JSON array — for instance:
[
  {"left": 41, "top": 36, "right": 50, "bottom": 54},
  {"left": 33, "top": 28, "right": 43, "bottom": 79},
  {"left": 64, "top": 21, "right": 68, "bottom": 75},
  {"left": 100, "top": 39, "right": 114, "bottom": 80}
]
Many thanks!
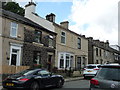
[{"left": 0, "top": 9, "right": 57, "bottom": 35}]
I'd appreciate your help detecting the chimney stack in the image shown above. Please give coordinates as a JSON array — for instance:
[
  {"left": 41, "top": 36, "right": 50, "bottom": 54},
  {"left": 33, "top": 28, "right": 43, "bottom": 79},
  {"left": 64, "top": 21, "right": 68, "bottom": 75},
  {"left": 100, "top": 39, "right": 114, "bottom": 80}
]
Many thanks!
[
  {"left": 60, "top": 21, "right": 69, "bottom": 29},
  {"left": 46, "top": 13, "right": 55, "bottom": 22},
  {"left": 25, "top": 2, "right": 36, "bottom": 17},
  {"left": 105, "top": 40, "right": 109, "bottom": 47}
]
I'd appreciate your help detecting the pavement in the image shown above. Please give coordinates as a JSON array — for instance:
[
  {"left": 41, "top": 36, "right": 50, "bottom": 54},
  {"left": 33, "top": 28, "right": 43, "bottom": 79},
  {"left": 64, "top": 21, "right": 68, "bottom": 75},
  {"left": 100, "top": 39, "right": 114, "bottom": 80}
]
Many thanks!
[{"left": 0, "top": 76, "right": 84, "bottom": 89}]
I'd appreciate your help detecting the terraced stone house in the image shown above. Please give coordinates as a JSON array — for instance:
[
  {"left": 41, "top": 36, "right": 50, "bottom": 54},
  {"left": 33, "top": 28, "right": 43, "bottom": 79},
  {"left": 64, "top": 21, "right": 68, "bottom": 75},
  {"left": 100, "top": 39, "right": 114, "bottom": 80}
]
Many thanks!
[
  {"left": 24, "top": 2, "right": 89, "bottom": 70},
  {"left": 0, "top": 9, "right": 56, "bottom": 72},
  {"left": 46, "top": 14, "right": 88, "bottom": 70},
  {"left": 88, "top": 37, "right": 120, "bottom": 64}
]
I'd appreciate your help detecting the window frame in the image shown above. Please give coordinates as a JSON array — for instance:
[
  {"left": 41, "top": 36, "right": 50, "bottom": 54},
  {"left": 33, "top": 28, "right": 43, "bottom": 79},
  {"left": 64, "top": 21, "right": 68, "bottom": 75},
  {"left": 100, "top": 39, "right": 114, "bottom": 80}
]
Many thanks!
[
  {"left": 34, "top": 30, "right": 42, "bottom": 43},
  {"left": 77, "top": 37, "right": 81, "bottom": 49},
  {"left": 61, "top": 31, "right": 66, "bottom": 44},
  {"left": 99, "top": 49, "right": 102, "bottom": 56},
  {"left": 58, "top": 52, "right": 74, "bottom": 69},
  {"left": 9, "top": 44, "right": 21, "bottom": 66},
  {"left": 96, "top": 48, "right": 98, "bottom": 56},
  {"left": 10, "top": 22, "right": 18, "bottom": 38},
  {"left": 59, "top": 54, "right": 64, "bottom": 68},
  {"left": 33, "top": 51, "right": 41, "bottom": 65},
  {"left": 49, "top": 35, "right": 54, "bottom": 47}
]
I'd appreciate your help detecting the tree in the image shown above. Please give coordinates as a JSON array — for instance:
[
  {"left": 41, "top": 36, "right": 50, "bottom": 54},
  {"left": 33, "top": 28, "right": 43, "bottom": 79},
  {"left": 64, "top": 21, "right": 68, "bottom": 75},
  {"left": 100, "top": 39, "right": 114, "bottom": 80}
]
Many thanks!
[{"left": 2, "top": 2, "right": 25, "bottom": 16}]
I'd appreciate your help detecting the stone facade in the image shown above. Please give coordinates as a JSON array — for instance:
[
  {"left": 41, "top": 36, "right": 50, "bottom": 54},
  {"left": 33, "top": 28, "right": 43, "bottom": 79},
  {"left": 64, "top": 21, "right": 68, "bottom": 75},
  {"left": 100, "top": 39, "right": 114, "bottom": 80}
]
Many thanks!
[
  {"left": 53, "top": 23, "right": 88, "bottom": 70},
  {"left": 23, "top": 26, "right": 56, "bottom": 70},
  {"left": 24, "top": 2, "right": 89, "bottom": 70},
  {"left": 88, "top": 37, "right": 120, "bottom": 64},
  {"left": 1, "top": 9, "right": 56, "bottom": 71}
]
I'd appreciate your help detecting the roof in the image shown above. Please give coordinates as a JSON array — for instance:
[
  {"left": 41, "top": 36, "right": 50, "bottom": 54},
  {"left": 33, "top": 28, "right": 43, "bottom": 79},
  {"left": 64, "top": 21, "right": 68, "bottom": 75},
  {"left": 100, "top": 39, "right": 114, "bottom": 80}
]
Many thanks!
[
  {"left": 0, "top": 9, "right": 57, "bottom": 35},
  {"left": 53, "top": 23, "right": 88, "bottom": 40},
  {"left": 101, "top": 64, "right": 120, "bottom": 68}
]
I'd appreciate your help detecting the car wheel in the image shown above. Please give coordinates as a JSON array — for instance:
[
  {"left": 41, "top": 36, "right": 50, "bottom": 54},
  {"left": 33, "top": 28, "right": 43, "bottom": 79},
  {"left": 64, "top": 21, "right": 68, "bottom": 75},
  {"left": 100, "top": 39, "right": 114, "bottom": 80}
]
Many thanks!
[
  {"left": 30, "top": 81, "right": 39, "bottom": 90},
  {"left": 56, "top": 79, "right": 63, "bottom": 88}
]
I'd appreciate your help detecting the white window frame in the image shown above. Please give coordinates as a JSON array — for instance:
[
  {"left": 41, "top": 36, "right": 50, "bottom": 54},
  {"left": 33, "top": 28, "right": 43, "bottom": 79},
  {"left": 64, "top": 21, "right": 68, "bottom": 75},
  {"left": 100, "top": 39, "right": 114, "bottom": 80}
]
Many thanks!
[
  {"left": 9, "top": 44, "right": 22, "bottom": 66},
  {"left": 61, "top": 31, "right": 66, "bottom": 44},
  {"left": 58, "top": 52, "right": 74, "bottom": 69},
  {"left": 10, "top": 22, "right": 18, "bottom": 38},
  {"left": 59, "top": 53, "right": 64, "bottom": 68}
]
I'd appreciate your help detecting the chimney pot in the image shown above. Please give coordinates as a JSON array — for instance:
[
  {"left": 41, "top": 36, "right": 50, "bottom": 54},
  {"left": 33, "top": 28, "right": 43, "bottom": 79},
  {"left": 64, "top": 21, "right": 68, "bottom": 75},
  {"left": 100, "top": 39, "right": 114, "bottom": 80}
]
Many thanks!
[
  {"left": 46, "top": 13, "right": 55, "bottom": 22},
  {"left": 25, "top": 2, "right": 36, "bottom": 7}
]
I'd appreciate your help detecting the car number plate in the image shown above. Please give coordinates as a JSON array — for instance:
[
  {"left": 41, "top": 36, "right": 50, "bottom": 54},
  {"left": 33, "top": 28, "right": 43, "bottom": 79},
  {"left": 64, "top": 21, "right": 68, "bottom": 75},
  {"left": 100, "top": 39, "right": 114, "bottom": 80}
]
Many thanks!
[
  {"left": 6, "top": 83, "right": 14, "bottom": 86},
  {"left": 88, "top": 70, "right": 92, "bottom": 72}
]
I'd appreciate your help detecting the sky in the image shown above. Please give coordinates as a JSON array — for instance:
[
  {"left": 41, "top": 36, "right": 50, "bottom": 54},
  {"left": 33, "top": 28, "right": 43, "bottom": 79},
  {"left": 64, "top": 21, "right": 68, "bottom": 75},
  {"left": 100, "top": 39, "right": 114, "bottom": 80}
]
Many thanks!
[{"left": 16, "top": 0, "right": 120, "bottom": 45}]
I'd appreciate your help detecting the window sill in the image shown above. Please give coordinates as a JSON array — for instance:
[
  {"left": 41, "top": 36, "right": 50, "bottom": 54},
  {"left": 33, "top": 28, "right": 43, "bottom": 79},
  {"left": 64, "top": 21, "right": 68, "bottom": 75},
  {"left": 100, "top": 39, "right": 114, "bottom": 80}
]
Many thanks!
[
  {"left": 60, "top": 43, "right": 66, "bottom": 46},
  {"left": 49, "top": 46, "right": 54, "bottom": 48},
  {"left": 10, "top": 36, "right": 17, "bottom": 38},
  {"left": 32, "top": 42, "right": 43, "bottom": 46},
  {"left": 58, "top": 68, "right": 65, "bottom": 70}
]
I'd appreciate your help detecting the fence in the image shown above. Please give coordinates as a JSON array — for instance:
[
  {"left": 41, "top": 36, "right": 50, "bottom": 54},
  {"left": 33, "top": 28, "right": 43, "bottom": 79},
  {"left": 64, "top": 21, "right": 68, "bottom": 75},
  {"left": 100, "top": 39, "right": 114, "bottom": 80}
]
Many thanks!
[{"left": 1, "top": 65, "right": 30, "bottom": 74}]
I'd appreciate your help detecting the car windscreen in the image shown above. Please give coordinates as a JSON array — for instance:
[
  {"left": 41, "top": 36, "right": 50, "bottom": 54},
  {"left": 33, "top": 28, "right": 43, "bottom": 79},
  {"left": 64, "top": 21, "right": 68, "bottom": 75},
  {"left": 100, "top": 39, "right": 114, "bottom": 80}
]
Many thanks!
[
  {"left": 86, "top": 66, "right": 96, "bottom": 69},
  {"left": 96, "top": 67, "right": 120, "bottom": 81}
]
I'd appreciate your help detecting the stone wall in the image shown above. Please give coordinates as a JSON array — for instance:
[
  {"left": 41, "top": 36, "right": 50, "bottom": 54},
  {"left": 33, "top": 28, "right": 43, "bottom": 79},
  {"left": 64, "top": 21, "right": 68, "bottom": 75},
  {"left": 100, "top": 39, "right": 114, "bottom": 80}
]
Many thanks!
[{"left": 23, "top": 28, "right": 56, "bottom": 69}]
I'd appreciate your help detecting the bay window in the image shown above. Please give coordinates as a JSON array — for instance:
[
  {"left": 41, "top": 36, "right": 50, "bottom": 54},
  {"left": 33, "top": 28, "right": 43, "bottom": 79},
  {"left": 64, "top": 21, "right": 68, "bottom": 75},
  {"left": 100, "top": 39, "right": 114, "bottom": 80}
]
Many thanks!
[{"left": 59, "top": 52, "right": 73, "bottom": 69}]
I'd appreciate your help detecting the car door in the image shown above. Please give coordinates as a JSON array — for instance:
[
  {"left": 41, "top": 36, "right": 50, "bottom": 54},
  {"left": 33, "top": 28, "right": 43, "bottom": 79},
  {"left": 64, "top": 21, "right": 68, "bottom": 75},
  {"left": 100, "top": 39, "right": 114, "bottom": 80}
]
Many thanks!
[
  {"left": 38, "top": 70, "right": 52, "bottom": 86},
  {"left": 49, "top": 73, "right": 57, "bottom": 86}
]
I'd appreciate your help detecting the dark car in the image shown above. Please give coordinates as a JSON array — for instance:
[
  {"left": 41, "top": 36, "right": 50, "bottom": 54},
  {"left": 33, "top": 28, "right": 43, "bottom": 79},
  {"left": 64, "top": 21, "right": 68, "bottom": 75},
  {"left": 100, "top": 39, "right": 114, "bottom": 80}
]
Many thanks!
[
  {"left": 2, "top": 68, "right": 64, "bottom": 90},
  {"left": 90, "top": 63, "right": 120, "bottom": 90}
]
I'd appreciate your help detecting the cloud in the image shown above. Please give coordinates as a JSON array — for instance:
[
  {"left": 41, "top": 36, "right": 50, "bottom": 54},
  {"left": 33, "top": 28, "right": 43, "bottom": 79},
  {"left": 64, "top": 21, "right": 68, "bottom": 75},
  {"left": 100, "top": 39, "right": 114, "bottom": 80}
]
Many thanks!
[{"left": 69, "top": 0, "right": 119, "bottom": 45}]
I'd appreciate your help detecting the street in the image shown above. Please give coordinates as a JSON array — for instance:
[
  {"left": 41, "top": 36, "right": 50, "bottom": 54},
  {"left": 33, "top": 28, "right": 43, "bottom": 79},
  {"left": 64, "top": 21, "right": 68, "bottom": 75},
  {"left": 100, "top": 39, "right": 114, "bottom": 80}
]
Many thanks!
[
  {"left": 1, "top": 79, "right": 90, "bottom": 90},
  {"left": 62, "top": 79, "right": 90, "bottom": 88}
]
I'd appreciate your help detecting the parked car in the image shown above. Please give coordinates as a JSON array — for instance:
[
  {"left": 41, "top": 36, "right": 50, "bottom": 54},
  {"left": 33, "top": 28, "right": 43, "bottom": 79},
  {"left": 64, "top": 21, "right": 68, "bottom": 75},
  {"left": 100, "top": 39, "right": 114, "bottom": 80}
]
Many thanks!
[
  {"left": 90, "top": 63, "right": 120, "bottom": 90},
  {"left": 2, "top": 68, "right": 64, "bottom": 90},
  {"left": 83, "top": 64, "right": 101, "bottom": 79}
]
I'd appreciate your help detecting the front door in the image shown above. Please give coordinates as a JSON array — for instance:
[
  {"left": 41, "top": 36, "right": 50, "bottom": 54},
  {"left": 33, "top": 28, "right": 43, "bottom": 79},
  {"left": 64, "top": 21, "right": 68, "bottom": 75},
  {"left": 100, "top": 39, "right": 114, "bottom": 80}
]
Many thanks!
[
  {"left": 77, "top": 57, "right": 81, "bottom": 70},
  {"left": 47, "top": 55, "right": 52, "bottom": 71},
  {"left": 9, "top": 45, "right": 21, "bottom": 66}
]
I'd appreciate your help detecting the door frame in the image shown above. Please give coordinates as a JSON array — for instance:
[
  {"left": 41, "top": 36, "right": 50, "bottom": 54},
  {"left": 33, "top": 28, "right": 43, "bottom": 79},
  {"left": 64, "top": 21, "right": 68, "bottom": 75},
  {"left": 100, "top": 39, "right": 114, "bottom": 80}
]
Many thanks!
[{"left": 9, "top": 44, "right": 22, "bottom": 66}]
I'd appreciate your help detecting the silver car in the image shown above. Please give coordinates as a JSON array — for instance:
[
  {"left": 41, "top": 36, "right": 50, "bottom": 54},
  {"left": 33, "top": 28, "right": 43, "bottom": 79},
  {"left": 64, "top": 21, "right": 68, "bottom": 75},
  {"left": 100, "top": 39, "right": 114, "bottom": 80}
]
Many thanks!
[{"left": 90, "top": 63, "right": 120, "bottom": 90}]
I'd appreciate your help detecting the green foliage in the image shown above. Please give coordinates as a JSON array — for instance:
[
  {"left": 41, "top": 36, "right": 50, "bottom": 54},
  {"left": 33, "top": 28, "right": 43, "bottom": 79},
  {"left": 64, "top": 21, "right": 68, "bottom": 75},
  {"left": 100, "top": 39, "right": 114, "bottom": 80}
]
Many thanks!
[{"left": 3, "top": 2, "right": 25, "bottom": 16}]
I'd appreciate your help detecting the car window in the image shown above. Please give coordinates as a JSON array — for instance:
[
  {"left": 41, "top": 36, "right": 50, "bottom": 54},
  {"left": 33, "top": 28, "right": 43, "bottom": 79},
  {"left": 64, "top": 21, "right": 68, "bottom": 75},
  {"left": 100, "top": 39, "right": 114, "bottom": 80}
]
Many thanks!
[
  {"left": 86, "top": 66, "right": 96, "bottom": 69},
  {"left": 16, "top": 69, "right": 36, "bottom": 76},
  {"left": 37, "top": 70, "right": 50, "bottom": 76},
  {"left": 96, "top": 68, "right": 120, "bottom": 81},
  {"left": 97, "top": 65, "right": 101, "bottom": 68}
]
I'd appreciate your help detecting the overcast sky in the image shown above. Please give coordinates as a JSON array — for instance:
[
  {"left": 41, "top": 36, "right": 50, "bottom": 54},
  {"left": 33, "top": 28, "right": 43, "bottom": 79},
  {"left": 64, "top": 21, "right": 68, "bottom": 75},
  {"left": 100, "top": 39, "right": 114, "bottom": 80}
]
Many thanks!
[{"left": 17, "top": 0, "right": 119, "bottom": 45}]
